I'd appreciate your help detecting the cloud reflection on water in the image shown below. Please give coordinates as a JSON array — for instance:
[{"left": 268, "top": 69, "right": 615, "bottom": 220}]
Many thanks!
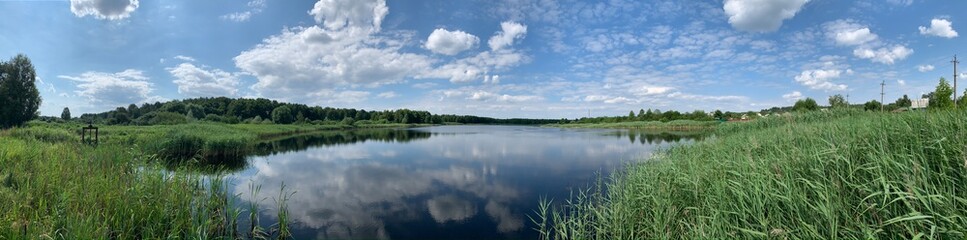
[{"left": 230, "top": 126, "right": 702, "bottom": 239}]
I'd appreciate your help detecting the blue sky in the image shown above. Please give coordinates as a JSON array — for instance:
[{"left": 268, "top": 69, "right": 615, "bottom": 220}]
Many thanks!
[{"left": 1, "top": 0, "right": 964, "bottom": 118}]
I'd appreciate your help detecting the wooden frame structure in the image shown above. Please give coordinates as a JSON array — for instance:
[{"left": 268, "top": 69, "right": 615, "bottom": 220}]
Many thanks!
[{"left": 82, "top": 124, "right": 98, "bottom": 144}]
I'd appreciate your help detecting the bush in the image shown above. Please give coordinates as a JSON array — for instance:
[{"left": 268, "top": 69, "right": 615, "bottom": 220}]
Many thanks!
[{"left": 134, "top": 112, "right": 188, "bottom": 125}]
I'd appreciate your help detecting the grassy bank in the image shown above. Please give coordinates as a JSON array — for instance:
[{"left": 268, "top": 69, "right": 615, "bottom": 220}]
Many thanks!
[
  {"left": 537, "top": 109, "right": 967, "bottom": 239},
  {"left": 0, "top": 121, "right": 425, "bottom": 238},
  {"left": 0, "top": 132, "right": 256, "bottom": 238},
  {"left": 545, "top": 119, "right": 719, "bottom": 131},
  {"left": 19, "top": 121, "right": 428, "bottom": 167}
]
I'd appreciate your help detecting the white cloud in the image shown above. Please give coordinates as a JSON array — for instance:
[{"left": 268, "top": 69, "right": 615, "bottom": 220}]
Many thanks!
[
  {"left": 419, "top": 23, "right": 529, "bottom": 83},
  {"left": 782, "top": 91, "right": 803, "bottom": 101},
  {"left": 173, "top": 55, "right": 196, "bottom": 62},
  {"left": 309, "top": 0, "right": 388, "bottom": 32},
  {"left": 666, "top": 92, "right": 748, "bottom": 102},
  {"left": 853, "top": 45, "right": 913, "bottom": 65},
  {"left": 70, "top": 0, "right": 139, "bottom": 20},
  {"left": 723, "top": 0, "right": 809, "bottom": 32},
  {"left": 167, "top": 63, "right": 241, "bottom": 98},
  {"left": 918, "top": 64, "right": 935, "bottom": 72},
  {"left": 234, "top": 25, "right": 433, "bottom": 102},
  {"left": 488, "top": 21, "right": 527, "bottom": 50},
  {"left": 919, "top": 18, "right": 959, "bottom": 38},
  {"left": 897, "top": 79, "right": 906, "bottom": 87},
  {"left": 221, "top": 0, "right": 266, "bottom": 22},
  {"left": 444, "top": 90, "right": 542, "bottom": 103},
  {"left": 887, "top": 0, "right": 913, "bottom": 6},
  {"left": 583, "top": 95, "right": 634, "bottom": 104},
  {"left": 419, "top": 50, "right": 527, "bottom": 83},
  {"left": 377, "top": 91, "right": 398, "bottom": 98},
  {"left": 795, "top": 69, "right": 847, "bottom": 91},
  {"left": 630, "top": 86, "right": 673, "bottom": 96},
  {"left": 58, "top": 69, "right": 160, "bottom": 108},
  {"left": 425, "top": 28, "right": 479, "bottom": 55},
  {"left": 824, "top": 19, "right": 878, "bottom": 46}
]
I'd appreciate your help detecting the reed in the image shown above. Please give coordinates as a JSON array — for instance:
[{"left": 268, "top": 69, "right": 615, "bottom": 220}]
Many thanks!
[{"left": 536, "top": 109, "right": 967, "bottom": 239}]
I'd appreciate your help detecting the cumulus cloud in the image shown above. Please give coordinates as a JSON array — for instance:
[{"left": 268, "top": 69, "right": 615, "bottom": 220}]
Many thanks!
[
  {"left": 918, "top": 64, "right": 935, "bottom": 72},
  {"left": 425, "top": 28, "right": 479, "bottom": 55},
  {"left": 853, "top": 45, "right": 913, "bottom": 65},
  {"left": 234, "top": 25, "right": 432, "bottom": 103},
  {"left": 58, "top": 69, "right": 159, "bottom": 108},
  {"left": 824, "top": 19, "right": 878, "bottom": 46},
  {"left": 309, "top": 0, "right": 388, "bottom": 32},
  {"left": 795, "top": 69, "right": 847, "bottom": 91},
  {"left": 167, "top": 63, "right": 241, "bottom": 98},
  {"left": 419, "top": 22, "right": 529, "bottom": 83},
  {"left": 723, "top": 0, "right": 809, "bottom": 32},
  {"left": 782, "top": 91, "right": 803, "bottom": 101},
  {"left": 919, "top": 18, "right": 958, "bottom": 38},
  {"left": 221, "top": 0, "right": 267, "bottom": 22},
  {"left": 488, "top": 22, "right": 527, "bottom": 50},
  {"left": 70, "top": 0, "right": 139, "bottom": 20}
]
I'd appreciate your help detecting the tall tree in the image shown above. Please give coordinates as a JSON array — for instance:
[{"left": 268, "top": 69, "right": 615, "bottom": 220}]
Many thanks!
[
  {"left": 0, "top": 54, "right": 41, "bottom": 128},
  {"left": 271, "top": 105, "right": 294, "bottom": 124},
  {"left": 828, "top": 94, "right": 848, "bottom": 108},
  {"left": 864, "top": 100, "right": 882, "bottom": 111},
  {"left": 61, "top": 107, "right": 71, "bottom": 121},
  {"left": 894, "top": 94, "right": 912, "bottom": 108},
  {"left": 792, "top": 98, "right": 819, "bottom": 112},
  {"left": 928, "top": 77, "right": 954, "bottom": 110}
]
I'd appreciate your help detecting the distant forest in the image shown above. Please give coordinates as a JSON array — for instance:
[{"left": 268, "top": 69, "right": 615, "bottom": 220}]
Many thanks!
[{"left": 70, "top": 97, "right": 561, "bottom": 125}]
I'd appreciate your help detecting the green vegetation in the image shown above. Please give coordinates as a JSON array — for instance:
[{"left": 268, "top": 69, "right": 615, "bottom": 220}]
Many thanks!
[
  {"left": 536, "top": 109, "right": 967, "bottom": 239},
  {"left": 78, "top": 97, "right": 559, "bottom": 126},
  {"left": 546, "top": 119, "right": 719, "bottom": 131},
  {"left": 828, "top": 94, "right": 848, "bottom": 109},
  {"left": 929, "top": 77, "right": 954, "bottom": 110},
  {"left": 792, "top": 97, "right": 820, "bottom": 111},
  {"left": 0, "top": 126, "right": 294, "bottom": 238},
  {"left": 0, "top": 54, "right": 41, "bottom": 129}
]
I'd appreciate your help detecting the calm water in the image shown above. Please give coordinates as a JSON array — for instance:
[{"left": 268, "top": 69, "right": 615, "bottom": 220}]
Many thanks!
[{"left": 225, "top": 125, "right": 703, "bottom": 239}]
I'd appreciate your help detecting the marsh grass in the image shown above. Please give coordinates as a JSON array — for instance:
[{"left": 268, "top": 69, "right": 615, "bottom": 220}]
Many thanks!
[
  {"left": 547, "top": 120, "right": 719, "bottom": 131},
  {"left": 0, "top": 127, "right": 295, "bottom": 239},
  {"left": 536, "top": 109, "right": 967, "bottom": 239}
]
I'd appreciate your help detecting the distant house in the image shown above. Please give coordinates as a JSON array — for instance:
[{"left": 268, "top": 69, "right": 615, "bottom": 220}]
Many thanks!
[{"left": 911, "top": 98, "right": 929, "bottom": 110}]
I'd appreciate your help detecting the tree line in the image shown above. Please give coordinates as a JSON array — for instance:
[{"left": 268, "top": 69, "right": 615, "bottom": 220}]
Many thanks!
[{"left": 69, "top": 97, "right": 560, "bottom": 126}]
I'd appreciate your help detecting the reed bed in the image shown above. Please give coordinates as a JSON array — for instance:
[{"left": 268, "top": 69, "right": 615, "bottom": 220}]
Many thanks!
[
  {"left": 547, "top": 120, "right": 719, "bottom": 131},
  {"left": 536, "top": 109, "right": 967, "bottom": 239}
]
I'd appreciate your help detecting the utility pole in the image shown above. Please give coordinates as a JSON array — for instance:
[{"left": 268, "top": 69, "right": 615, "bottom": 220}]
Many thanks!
[
  {"left": 846, "top": 94, "right": 850, "bottom": 105},
  {"left": 953, "top": 55, "right": 960, "bottom": 108},
  {"left": 881, "top": 80, "right": 886, "bottom": 112}
]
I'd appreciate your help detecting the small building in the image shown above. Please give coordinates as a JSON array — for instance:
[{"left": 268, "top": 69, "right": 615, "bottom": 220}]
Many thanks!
[{"left": 911, "top": 98, "right": 929, "bottom": 110}]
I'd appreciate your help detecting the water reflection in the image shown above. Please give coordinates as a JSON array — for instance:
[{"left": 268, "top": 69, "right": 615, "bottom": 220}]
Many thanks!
[
  {"left": 228, "top": 126, "right": 699, "bottom": 239},
  {"left": 251, "top": 129, "right": 432, "bottom": 157}
]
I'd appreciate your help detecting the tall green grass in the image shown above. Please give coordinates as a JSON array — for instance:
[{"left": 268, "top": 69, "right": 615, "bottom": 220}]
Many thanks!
[
  {"left": 547, "top": 120, "right": 719, "bottom": 131},
  {"left": 537, "top": 109, "right": 967, "bottom": 239},
  {"left": 0, "top": 128, "right": 294, "bottom": 238}
]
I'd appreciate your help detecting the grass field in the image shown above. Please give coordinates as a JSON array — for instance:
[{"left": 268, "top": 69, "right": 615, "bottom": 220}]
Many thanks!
[
  {"left": 545, "top": 119, "right": 719, "bottom": 131},
  {"left": 536, "top": 109, "right": 967, "bottom": 239},
  {"left": 0, "top": 120, "right": 424, "bottom": 238}
]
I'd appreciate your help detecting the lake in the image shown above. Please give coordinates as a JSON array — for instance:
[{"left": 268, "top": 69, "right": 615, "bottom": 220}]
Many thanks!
[{"left": 224, "top": 125, "right": 703, "bottom": 239}]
